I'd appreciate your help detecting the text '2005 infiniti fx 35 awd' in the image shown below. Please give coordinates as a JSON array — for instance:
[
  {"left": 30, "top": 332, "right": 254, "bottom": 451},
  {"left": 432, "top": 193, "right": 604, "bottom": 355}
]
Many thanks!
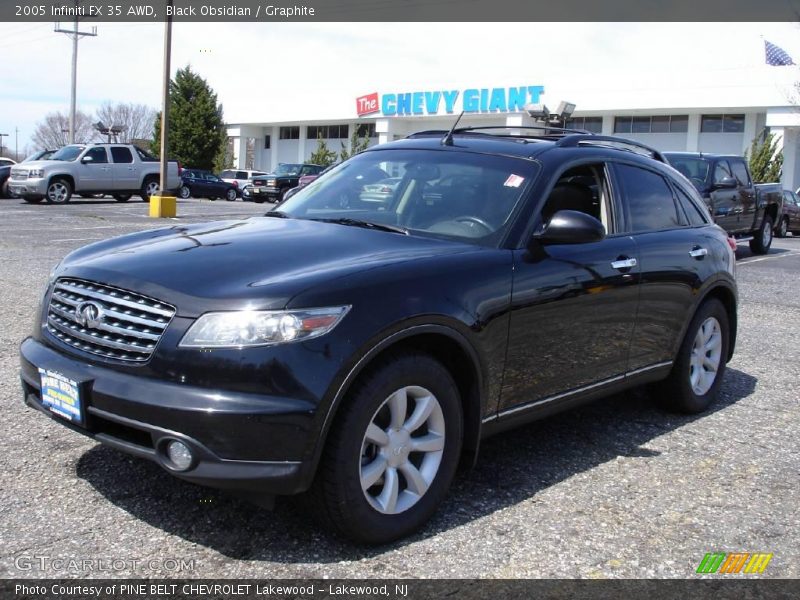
[{"left": 20, "top": 128, "right": 737, "bottom": 544}]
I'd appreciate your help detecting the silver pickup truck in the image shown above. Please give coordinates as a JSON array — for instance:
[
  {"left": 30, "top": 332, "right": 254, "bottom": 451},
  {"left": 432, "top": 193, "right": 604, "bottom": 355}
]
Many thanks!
[{"left": 8, "top": 143, "right": 181, "bottom": 204}]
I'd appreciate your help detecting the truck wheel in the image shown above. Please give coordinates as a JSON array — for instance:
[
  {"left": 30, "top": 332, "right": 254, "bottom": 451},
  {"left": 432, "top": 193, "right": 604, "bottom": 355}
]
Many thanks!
[
  {"left": 114, "top": 194, "right": 132, "bottom": 202},
  {"left": 654, "top": 298, "right": 729, "bottom": 414},
  {"left": 225, "top": 188, "right": 237, "bottom": 201},
  {"left": 141, "top": 178, "right": 160, "bottom": 201},
  {"left": 46, "top": 179, "right": 72, "bottom": 204},
  {"left": 178, "top": 186, "right": 191, "bottom": 199},
  {"left": 749, "top": 216, "right": 773, "bottom": 254},
  {"left": 776, "top": 217, "right": 788, "bottom": 238},
  {"left": 307, "top": 353, "right": 463, "bottom": 544}
]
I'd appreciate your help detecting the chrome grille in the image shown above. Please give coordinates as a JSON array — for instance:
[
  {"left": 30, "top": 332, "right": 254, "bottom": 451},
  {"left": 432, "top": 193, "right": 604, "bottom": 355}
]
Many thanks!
[
  {"left": 46, "top": 278, "right": 175, "bottom": 363},
  {"left": 10, "top": 168, "right": 28, "bottom": 179}
]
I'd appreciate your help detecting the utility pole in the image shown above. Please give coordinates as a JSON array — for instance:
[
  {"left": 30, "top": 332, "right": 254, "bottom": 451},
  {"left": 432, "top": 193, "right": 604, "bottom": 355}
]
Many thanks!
[
  {"left": 15, "top": 127, "right": 18, "bottom": 160},
  {"left": 55, "top": 1, "right": 97, "bottom": 144},
  {"left": 159, "top": 0, "right": 173, "bottom": 195},
  {"left": 0, "top": 133, "right": 7, "bottom": 157}
]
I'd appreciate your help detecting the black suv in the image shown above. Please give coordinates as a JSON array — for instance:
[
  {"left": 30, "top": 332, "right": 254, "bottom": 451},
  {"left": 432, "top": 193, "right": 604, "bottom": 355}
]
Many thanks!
[
  {"left": 20, "top": 128, "right": 737, "bottom": 544},
  {"left": 249, "top": 163, "right": 325, "bottom": 203}
]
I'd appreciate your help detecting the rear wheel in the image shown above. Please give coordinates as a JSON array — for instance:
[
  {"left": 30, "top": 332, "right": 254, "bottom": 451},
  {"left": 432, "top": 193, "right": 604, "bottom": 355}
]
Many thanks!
[
  {"left": 776, "top": 217, "right": 788, "bottom": 238},
  {"left": 225, "top": 188, "right": 237, "bottom": 201},
  {"left": 46, "top": 179, "right": 72, "bottom": 204},
  {"left": 749, "top": 216, "right": 773, "bottom": 254},
  {"left": 308, "top": 353, "right": 463, "bottom": 544},
  {"left": 140, "top": 178, "right": 160, "bottom": 201},
  {"left": 655, "top": 298, "right": 729, "bottom": 414},
  {"left": 179, "top": 185, "right": 191, "bottom": 199}
]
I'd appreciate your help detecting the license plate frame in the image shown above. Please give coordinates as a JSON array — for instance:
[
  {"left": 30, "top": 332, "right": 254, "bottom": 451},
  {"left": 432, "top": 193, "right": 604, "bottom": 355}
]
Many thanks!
[{"left": 38, "top": 368, "right": 86, "bottom": 428}]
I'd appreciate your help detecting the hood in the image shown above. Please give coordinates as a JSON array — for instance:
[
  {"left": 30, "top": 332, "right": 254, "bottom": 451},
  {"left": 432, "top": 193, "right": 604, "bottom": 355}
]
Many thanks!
[
  {"left": 58, "top": 217, "right": 476, "bottom": 317},
  {"left": 13, "top": 160, "right": 60, "bottom": 171}
]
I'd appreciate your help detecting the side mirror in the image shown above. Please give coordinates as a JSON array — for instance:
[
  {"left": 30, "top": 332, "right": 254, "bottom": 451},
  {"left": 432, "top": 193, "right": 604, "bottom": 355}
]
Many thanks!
[
  {"left": 533, "top": 210, "right": 606, "bottom": 245},
  {"left": 713, "top": 177, "right": 737, "bottom": 190},
  {"left": 81, "top": 155, "right": 94, "bottom": 163}
]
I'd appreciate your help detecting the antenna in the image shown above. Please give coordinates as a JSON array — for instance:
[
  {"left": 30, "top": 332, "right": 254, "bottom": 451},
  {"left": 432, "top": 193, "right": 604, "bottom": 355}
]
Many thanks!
[{"left": 441, "top": 111, "right": 465, "bottom": 146}]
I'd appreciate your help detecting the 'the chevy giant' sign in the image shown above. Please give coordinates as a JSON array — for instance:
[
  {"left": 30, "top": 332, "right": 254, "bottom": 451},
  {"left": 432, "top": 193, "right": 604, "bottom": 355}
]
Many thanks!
[{"left": 356, "top": 86, "right": 545, "bottom": 117}]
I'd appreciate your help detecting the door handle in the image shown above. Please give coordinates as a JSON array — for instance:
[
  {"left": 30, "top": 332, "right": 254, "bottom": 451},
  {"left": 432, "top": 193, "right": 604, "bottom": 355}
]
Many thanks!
[
  {"left": 689, "top": 247, "right": 708, "bottom": 259},
  {"left": 611, "top": 257, "right": 637, "bottom": 270}
]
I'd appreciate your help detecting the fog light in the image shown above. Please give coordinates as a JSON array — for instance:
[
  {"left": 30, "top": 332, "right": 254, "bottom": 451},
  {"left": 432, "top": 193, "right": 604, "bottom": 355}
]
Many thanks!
[{"left": 166, "top": 440, "right": 193, "bottom": 470}]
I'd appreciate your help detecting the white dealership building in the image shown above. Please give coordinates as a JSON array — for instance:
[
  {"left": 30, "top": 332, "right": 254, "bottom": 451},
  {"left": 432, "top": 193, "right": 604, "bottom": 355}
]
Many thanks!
[{"left": 226, "top": 73, "right": 800, "bottom": 189}]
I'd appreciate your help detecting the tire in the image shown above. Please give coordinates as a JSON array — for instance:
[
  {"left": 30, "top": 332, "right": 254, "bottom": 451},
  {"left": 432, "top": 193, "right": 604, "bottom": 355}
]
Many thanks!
[
  {"left": 46, "top": 178, "right": 72, "bottom": 204},
  {"left": 776, "top": 217, "right": 788, "bottom": 238},
  {"left": 24, "top": 197, "right": 43, "bottom": 204},
  {"left": 1, "top": 179, "right": 9, "bottom": 199},
  {"left": 140, "top": 178, "right": 160, "bottom": 202},
  {"left": 225, "top": 188, "right": 237, "bottom": 201},
  {"left": 655, "top": 298, "right": 730, "bottom": 414},
  {"left": 178, "top": 185, "right": 191, "bottom": 199},
  {"left": 749, "top": 216, "right": 773, "bottom": 254},
  {"left": 113, "top": 194, "right": 132, "bottom": 202},
  {"left": 307, "top": 353, "right": 463, "bottom": 544},
  {"left": 76, "top": 193, "right": 105, "bottom": 199}
]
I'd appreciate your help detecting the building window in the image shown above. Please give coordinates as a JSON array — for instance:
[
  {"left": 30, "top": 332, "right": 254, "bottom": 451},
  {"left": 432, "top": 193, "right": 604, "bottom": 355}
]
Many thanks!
[
  {"left": 357, "top": 123, "right": 378, "bottom": 138},
  {"left": 614, "top": 115, "right": 689, "bottom": 134},
  {"left": 264, "top": 135, "right": 271, "bottom": 149},
  {"left": 564, "top": 117, "right": 602, "bottom": 133},
  {"left": 701, "top": 114, "right": 745, "bottom": 133},
  {"left": 279, "top": 126, "right": 300, "bottom": 140},
  {"left": 307, "top": 125, "right": 349, "bottom": 139}
]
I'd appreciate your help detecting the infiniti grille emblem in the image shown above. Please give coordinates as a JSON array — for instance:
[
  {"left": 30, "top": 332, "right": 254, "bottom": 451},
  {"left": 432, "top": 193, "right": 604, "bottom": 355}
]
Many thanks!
[{"left": 75, "top": 301, "right": 105, "bottom": 328}]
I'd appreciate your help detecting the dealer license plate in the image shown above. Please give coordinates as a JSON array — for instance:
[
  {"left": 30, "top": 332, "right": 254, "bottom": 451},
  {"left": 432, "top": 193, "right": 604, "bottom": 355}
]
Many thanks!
[{"left": 38, "top": 368, "right": 84, "bottom": 426}]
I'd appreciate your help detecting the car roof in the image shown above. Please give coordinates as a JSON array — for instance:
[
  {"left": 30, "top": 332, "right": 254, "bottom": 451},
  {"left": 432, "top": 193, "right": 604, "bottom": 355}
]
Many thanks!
[
  {"left": 371, "top": 128, "right": 668, "bottom": 166},
  {"left": 663, "top": 152, "right": 744, "bottom": 160}
]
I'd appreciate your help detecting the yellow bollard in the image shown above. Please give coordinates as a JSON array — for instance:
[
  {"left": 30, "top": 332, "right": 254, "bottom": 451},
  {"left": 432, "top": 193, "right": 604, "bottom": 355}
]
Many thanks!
[{"left": 149, "top": 194, "right": 177, "bottom": 218}]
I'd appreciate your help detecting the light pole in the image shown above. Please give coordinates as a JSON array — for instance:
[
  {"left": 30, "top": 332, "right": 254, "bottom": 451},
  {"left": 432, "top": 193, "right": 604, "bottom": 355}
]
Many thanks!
[
  {"left": 0, "top": 133, "right": 8, "bottom": 157},
  {"left": 159, "top": 0, "right": 173, "bottom": 196}
]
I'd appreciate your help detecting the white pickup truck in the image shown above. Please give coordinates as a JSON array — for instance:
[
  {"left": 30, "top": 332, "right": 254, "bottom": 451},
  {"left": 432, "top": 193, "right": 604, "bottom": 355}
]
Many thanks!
[{"left": 8, "top": 143, "right": 181, "bottom": 204}]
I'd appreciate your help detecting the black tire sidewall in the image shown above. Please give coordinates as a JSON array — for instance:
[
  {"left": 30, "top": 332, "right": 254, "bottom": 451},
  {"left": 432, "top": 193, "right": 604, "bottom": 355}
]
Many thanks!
[
  {"left": 778, "top": 218, "right": 788, "bottom": 238},
  {"left": 322, "top": 354, "right": 463, "bottom": 544},
  {"left": 179, "top": 186, "right": 191, "bottom": 199},
  {"left": 665, "top": 299, "right": 730, "bottom": 413},
  {"left": 750, "top": 217, "right": 773, "bottom": 254},
  {"left": 226, "top": 189, "right": 237, "bottom": 201}
]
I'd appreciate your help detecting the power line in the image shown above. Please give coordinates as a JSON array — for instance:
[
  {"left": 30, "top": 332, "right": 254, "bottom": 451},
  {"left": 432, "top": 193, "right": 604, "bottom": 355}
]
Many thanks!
[{"left": 54, "top": 0, "right": 97, "bottom": 144}]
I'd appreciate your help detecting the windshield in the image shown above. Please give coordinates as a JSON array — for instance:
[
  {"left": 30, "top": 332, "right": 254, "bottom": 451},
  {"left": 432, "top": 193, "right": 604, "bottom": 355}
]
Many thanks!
[
  {"left": 50, "top": 145, "right": 85, "bottom": 161},
  {"left": 665, "top": 156, "right": 710, "bottom": 187},
  {"left": 275, "top": 164, "right": 302, "bottom": 176},
  {"left": 23, "top": 150, "right": 54, "bottom": 162},
  {"left": 277, "top": 149, "right": 538, "bottom": 246}
]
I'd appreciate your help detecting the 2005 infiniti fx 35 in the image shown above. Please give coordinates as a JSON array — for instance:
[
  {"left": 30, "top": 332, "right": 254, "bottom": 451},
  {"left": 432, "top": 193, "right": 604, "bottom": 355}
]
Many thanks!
[{"left": 20, "top": 128, "right": 737, "bottom": 544}]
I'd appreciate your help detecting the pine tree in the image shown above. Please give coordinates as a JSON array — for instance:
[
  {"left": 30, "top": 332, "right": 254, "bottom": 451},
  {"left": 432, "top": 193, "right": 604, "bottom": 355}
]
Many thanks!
[
  {"left": 747, "top": 131, "right": 783, "bottom": 183},
  {"left": 339, "top": 127, "right": 371, "bottom": 162},
  {"left": 308, "top": 133, "right": 337, "bottom": 167},
  {"left": 151, "top": 66, "right": 226, "bottom": 171}
]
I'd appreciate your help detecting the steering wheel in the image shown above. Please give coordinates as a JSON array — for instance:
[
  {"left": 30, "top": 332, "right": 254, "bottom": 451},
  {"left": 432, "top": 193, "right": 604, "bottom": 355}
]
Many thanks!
[{"left": 454, "top": 216, "right": 493, "bottom": 234}]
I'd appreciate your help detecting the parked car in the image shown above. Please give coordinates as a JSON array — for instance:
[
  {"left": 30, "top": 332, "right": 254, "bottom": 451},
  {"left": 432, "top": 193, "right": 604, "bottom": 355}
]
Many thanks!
[
  {"left": 219, "top": 169, "right": 268, "bottom": 197},
  {"left": 254, "top": 163, "right": 326, "bottom": 203},
  {"left": 663, "top": 152, "right": 782, "bottom": 254},
  {"left": 777, "top": 189, "right": 800, "bottom": 236},
  {"left": 8, "top": 144, "right": 181, "bottom": 204},
  {"left": 359, "top": 177, "right": 403, "bottom": 205},
  {"left": 270, "top": 163, "right": 339, "bottom": 204},
  {"left": 0, "top": 163, "right": 12, "bottom": 198},
  {"left": 179, "top": 169, "right": 238, "bottom": 201},
  {"left": 20, "top": 128, "right": 737, "bottom": 544},
  {"left": 0, "top": 157, "right": 16, "bottom": 167}
]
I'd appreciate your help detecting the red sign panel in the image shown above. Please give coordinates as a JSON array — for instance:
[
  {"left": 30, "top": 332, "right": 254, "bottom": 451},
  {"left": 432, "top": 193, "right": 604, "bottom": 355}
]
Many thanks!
[{"left": 356, "top": 92, "right": 379, "bottom": 116}]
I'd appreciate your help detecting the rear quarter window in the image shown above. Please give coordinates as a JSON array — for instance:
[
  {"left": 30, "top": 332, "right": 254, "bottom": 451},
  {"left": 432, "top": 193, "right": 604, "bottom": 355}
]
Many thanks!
[
  {"left": 616, "top": 163, "right": 684, "bottom": 232},
  {"left": 675, "top": 185, "right": 710, "bottom": 226}
]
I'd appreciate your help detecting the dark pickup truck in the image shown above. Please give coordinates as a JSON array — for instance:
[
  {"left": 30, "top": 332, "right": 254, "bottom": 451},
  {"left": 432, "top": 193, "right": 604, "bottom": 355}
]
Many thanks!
[
  {"left": 246, "top": 163, "right": 325, "bottom": 203},
  {"left": 664, "top": 152, "right": 782, "bottom": 254}
]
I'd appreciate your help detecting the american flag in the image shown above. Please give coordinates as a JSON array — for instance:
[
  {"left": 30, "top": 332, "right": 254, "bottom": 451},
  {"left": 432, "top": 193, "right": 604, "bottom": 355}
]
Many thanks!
[{"left": 764, "top": 40, "right": 795, "bottom": 66}]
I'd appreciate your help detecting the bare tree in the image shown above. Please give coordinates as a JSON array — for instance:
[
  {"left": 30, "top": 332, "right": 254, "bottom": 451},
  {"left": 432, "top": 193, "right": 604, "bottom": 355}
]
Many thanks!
[
  {"left": 94, "top": 102, "right": 157, "bottom": 143},
  {"left": 31, "top": 111, "right": 96, "bottom": 149}
]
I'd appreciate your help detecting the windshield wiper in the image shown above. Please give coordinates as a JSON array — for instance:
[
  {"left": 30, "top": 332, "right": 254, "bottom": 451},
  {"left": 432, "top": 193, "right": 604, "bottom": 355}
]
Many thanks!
[
  {"left": 265, "top": 210, "right": 290, "bottom": 218},
  {"left": 309, "top": 218, "right": 408, "bottom": 235}
]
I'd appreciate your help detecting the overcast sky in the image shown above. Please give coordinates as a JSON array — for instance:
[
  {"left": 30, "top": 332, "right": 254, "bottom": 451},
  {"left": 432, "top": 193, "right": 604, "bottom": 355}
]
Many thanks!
[{"left": 1, "top": 21, "right": 799, "bottom": 155}]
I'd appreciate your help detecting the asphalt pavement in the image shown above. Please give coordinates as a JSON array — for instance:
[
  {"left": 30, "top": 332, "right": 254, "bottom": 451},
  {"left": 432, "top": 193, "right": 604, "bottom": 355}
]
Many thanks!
[{"left": 1, "top": 196, "right": 798, "bottom": 579}]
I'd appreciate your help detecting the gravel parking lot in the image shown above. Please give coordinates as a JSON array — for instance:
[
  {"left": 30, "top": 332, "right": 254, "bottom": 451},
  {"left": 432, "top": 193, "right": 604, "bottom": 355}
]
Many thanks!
[{"left": 1, "top": 196, "right": 798, "bottom": 579}]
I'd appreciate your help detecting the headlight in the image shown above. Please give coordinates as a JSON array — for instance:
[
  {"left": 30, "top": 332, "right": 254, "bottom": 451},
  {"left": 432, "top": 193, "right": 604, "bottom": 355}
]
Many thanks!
[
  {"left": 179, "top": 306, "right": 351, "bottom": 348},
  {"left": 29, "top": 169, "right": 45, "bottom": 178}
]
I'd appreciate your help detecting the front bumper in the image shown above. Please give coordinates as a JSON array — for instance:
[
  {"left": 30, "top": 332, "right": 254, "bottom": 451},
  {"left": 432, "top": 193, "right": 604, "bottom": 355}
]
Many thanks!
[
  {"left": 9, "top": 177, "right": 47, "bottom": 198},
  {"left": 19, "top": 337, "right": 316, "bottom": 495}
]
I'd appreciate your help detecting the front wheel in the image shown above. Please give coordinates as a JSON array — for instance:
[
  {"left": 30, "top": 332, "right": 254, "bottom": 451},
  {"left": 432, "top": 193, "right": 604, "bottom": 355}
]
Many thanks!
[
  {"left": 46, "top": 179, "right": 72, "bottom": 204},
  {"left": 776, "top": 217, "right": 788, "bottom": 238},
  {"left": 655, "top": 298, "right": 730, "bottom": 414},
  {"left": 225, "top": 188, "right": 237, "bottom": 201},
  {"left": 308, "top": 353, "right": 463, "bottom": 544},
  {"left": 749, "top": 216, "right": 773, "bottom": 254},
  {"left": 178, "top": 185, "right": 191, "bottom": 199}
]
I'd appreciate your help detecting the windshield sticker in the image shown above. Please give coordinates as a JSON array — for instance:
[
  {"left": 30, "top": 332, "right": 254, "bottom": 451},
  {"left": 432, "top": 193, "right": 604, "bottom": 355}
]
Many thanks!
[{"left": 504, "top": 174, "right": 525, "bottom": 188}]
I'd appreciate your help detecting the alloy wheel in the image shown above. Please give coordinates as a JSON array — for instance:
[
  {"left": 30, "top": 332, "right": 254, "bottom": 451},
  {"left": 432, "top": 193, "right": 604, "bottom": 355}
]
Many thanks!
[
  {"left": 689, "top": 316, "right": 722, "bottom": 395},
  {"left": 48, "top": 182, "right": 69, "bottom": 203}
]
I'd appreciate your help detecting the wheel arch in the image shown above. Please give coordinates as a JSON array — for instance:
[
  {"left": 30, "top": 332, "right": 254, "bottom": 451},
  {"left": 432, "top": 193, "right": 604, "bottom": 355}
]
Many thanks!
[
  {"left": 305, "top": 324, "right": 486, "bottom": 490},
  {"left": 47, "top": 173, "right": 75, "bottom": 191},
  {"left": 697, "top": 282, "right": 738, "bottom": 362}
]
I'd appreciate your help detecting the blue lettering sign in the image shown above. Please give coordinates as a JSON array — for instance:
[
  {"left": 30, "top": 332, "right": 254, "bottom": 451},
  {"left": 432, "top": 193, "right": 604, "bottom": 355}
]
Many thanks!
[
  {"left": 412, "top": 92, "right": 424, "bottom": 115},
  {"left": 396, "top": 93, "right": 413, "bottom": 115},
  {"left": 424, "top": 91, "right": 441, "bottom": 114},
  {"left": 443, "top": 90, "right": 459, "bottom": 113},
  {"left": 463, "top": 89, "right": 479, "bottom": 112},
  {"left": 480, "top": 88, "right": 489, "bottom": 112},
  {"left": 507, "top": 87, "right": 527, "bottom": 112},
  {"left": 382, "top": 94, "right": 397, "bottom": 116},
  {"left": 528, "top": 85, "right": 544, "bottom": 104},
  {"left": 489, "top": 88, "right": 506, "bottom": 112}
]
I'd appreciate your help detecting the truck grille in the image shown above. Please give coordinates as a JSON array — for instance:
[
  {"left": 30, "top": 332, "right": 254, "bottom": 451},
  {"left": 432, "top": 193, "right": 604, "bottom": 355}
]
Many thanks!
[
  {"left": 10, "top": 169, "right": 28, "bottom": 179},
  {"left": 46, "top": 278, "right": 175, "bottom": 363}
]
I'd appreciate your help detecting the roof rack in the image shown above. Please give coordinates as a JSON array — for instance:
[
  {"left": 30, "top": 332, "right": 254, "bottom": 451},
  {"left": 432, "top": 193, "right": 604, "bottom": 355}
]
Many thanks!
[
  {"left": 407, "top": 125, "right": 593, "bottom": 140},
  {"left": 555, "top": 134, "right": 667, "bottom": 163}
]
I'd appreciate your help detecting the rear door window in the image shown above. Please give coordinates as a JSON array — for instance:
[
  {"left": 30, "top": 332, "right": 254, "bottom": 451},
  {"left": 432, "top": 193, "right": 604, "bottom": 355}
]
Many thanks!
[
  {"left": 729, "top": 160, "right": 750, "bottom": 186},
  {"left": 110, "top": 147, "right": 133, "bottom": 163},
  {"left": 615, "top": 163, "right": 683, "bottom": 232}
]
